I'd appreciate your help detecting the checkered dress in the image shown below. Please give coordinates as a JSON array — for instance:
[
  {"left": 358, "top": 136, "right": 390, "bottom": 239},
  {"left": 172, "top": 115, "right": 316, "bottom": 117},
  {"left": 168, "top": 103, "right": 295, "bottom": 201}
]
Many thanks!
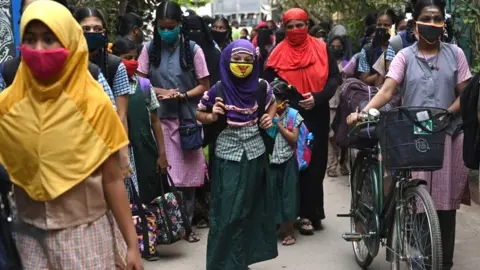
[
  {"left": 271, "top": 108, "right": 304, "bottom": 164},
  {"left": 357, "top": 44, "right": 396, "bottom": 73},
  {"left": 111, "top": 63, "right": 132, "bottom": 97},
  {"left": 216, "top": 125, "right": 266, "bottom": 162},
  {"left": 14, "top": 212, "right": 127, "bottom": 269}
]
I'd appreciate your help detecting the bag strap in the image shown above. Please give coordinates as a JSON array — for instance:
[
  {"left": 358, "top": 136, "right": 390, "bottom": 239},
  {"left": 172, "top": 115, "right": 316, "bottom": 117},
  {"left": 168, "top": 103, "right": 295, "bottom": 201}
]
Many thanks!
[
  {"left": 286, "top": 108, "right": 297, "bottom": 131},
  {"left": 256, "top": 79, "right": 268, "bottom": 118},
  {"left": 106, "top": 53, "right": 122, "bottom": 88},
  {"left": 137, "top": 76, "right": 152, "bottom": 103},
  {"left": 162, "top": 172, "right": 192, "bottom": 238},
  {"left": 87, "top": 62, "right": 100, "bottom": 81},
  {"left": 128, "top": 178, "right": 151, "bottom": 258}
]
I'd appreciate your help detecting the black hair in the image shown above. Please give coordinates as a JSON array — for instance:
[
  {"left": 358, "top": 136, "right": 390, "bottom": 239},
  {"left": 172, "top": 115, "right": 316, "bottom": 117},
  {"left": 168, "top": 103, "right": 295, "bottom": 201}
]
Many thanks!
[
  {"left": 111, "top": 37, "right": 137, "bottom": 57},
  {"left": 150, "top": 1, "right": 193, "bottom": 71},
  {"left": 309, "top": 24, "right": 326, "bottom": 37},
  {"left": 241, "top": 28, "right": 249, "bottom": 35},
  {"left": 213, "top": 17, "right": 233, "bottom": 43},
  {"left": 116, "top": 12, "right": 142, "bottom": 37},
  {"left": 202, "top": 15, "right": 215, "bottom": 26},
  {"left": 413, "top": 0, "right": 446, "bottom": 20},
  {"left": 74, "top": 7, "right": 110, "bottom": 80},
  {"left": 271, "top": 79, "right": 294, "bottom": 101},
  {"left": 377, "top": 8, "right": 397, "bottom": 24},
  {"left": 329, "top": 35, "right": 345, "bottom": 47},
  {"left": 185, "top": 9, "right": 197, "bottom": 16},
  {"left": 365, "top": 13, "right": 378, "bottom": 26}
]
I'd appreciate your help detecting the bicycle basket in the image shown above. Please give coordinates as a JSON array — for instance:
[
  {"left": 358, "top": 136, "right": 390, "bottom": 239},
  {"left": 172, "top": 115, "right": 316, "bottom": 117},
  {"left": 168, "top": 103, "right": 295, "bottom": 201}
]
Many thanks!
[{"left": 377, "top": 107, "right": 449, "bottom": 171}]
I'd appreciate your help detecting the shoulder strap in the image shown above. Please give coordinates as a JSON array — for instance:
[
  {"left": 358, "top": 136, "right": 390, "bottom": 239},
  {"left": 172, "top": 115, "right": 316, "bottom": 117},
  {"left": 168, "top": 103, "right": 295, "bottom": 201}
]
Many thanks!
[
  {"left": 106, "top": 53, "right": 122, "bottom": 88},
  {"left": 215, "top": 81, "right": 225, "bottom": 101},
  {"left": 87, "top": 62, "right": 100, "bottom": 81},
  {"left": 137, "top": 76, "right": 152, "bottom": 102},
  {"left": 256, "top": 79, "right": 268, "bottom": 118},
  {"left": 286, "top": 108, "right": 298, "bottom": 131},
  {"left": 2, "top": 57, "right": 21, "bottom": 87}
]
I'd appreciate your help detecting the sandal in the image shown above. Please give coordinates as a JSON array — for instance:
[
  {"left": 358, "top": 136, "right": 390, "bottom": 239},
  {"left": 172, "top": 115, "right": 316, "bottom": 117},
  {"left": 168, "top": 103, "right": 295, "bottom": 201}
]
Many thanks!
[
  {"left": 327, "top": 169, "right": 338, "bottom": 178},
  {"left": 186, "top": 232, "right": 200, "bottom": 243},
  {"left": 282, "top": 235, "right": 296, "bottom": 246},
  {"left": 197, "top": 219, "right": 209, "bottom": 229},
  {"left": 298, "top": 219, "right": 314, "bottom": 235}
]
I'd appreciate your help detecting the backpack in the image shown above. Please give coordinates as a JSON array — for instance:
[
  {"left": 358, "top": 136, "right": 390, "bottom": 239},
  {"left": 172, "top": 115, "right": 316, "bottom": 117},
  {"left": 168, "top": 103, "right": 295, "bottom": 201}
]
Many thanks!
[
  {"left": 1, "top": 56, "right": 100, "bottom": 88},
  {"left": 285, "top": 107, "right": 313, "bottom": 171},
  {"left": 460, "top": 74, "right": 480, "bottom": 169},
  {"left": 202, "top": 79, "right": 273, "bottom": 153},
  {"left": 333, "top": 78, "right": 401, "bottom": 148}
]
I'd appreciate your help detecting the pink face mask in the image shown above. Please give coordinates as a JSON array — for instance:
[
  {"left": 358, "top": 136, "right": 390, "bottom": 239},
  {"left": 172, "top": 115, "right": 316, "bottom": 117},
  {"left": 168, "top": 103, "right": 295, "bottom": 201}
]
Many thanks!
[{"left": 20, "top": 45, "right": 70, "bottom": 81}]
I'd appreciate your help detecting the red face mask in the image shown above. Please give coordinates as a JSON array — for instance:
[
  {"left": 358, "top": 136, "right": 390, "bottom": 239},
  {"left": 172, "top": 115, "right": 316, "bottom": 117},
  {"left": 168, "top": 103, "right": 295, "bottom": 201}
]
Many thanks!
[
  {"left": 286, "top": 27, "right": 308, "bottom": 47},
  {"left": 122, "top": 59, "right": 139, "bottom": 78},
  {"left": 20, "top": 45, "right": 69, "bottom": 80}
]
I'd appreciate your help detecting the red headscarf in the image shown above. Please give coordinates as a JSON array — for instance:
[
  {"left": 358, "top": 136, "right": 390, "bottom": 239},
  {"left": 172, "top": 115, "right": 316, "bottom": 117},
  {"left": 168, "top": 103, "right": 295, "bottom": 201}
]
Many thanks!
[
  {"left": 266, "top": 8, "right": 329, "bottom": 95},
  {"left": 252, "top": 21, "right": 275, "bottom": 47}
]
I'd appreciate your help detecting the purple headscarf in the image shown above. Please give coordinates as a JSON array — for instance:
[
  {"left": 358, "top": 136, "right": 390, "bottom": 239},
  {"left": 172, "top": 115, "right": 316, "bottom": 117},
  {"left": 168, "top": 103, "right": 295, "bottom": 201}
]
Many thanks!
[{"left": 219, "top": 39, "right": 259, "bottom": 110}]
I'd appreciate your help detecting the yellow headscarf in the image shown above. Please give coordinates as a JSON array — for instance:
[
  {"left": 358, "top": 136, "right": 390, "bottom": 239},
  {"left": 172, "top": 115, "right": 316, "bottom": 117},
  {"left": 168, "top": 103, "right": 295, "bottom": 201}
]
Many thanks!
[{"left": 0, "top": 1, "right": 129, "bottom": 202}]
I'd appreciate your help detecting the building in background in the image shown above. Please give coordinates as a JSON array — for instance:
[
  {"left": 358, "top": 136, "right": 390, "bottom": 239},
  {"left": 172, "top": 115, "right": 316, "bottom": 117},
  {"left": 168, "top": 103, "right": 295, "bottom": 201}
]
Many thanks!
[{"left": 211, "top": 0, "right": 280, "bottom": 28}]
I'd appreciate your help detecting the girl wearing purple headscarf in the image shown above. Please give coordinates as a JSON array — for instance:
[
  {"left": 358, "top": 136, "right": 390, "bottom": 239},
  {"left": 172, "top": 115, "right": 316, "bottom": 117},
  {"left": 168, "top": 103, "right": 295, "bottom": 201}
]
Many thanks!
[{"left": 197, "top": 39, "right": 278, "bottom": 269}]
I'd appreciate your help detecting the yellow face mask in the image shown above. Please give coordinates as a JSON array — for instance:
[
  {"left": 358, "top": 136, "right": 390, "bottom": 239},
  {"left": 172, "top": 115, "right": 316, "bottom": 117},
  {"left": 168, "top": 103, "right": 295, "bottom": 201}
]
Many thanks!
[{"left": 230, "top": 62, "right": 254, "bottom": 78}]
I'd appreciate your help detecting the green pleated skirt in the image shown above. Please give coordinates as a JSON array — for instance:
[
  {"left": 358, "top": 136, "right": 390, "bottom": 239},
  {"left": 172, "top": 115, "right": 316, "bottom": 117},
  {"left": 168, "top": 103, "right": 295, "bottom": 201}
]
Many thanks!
[
  {"left": 207, "top": 154, "right": 278, "bottom": 270},
  {"left": 271, "top": 156, "right": 299, "bottom": 224}
]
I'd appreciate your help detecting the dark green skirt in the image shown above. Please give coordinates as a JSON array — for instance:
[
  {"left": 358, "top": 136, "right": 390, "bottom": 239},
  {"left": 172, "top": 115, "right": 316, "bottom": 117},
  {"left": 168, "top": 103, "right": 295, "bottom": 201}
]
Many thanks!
[
  {"left": 271, "top": 156, "right": 299, "bottom": 224},
  {"left": 207, "top": 154, "right": 278, "bottom": 270}
]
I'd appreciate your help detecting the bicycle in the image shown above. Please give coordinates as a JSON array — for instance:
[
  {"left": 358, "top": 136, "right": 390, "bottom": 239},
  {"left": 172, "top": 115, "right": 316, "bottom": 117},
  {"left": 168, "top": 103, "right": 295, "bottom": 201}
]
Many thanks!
[{"left": 338, "top": 106, "right": 451, "bottom": 270}]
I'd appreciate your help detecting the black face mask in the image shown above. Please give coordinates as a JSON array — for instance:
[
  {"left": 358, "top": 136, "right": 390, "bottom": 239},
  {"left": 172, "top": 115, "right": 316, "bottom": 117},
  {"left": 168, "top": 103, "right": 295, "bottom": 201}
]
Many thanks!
[
  {"left": 417, "top": 23, "right": 443, "bottom": 44},
  {"left": 189, "top": 32, "right": 208, "bottom": 48},
  {"left": 331, "top": 48, "right": 344, "bottom": 59},
  {"left": 211, "top": 30, "right": 227, "bottom": 44},
  {"left": 373, "top": 27, "right": 391, "bottom": 46}
]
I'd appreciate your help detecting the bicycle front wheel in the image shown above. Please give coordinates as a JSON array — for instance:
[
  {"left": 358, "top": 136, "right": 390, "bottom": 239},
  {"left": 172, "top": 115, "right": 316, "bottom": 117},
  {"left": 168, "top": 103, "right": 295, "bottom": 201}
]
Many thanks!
[{"left": 393, "top": 184, "right": 443, "bottom": 270}]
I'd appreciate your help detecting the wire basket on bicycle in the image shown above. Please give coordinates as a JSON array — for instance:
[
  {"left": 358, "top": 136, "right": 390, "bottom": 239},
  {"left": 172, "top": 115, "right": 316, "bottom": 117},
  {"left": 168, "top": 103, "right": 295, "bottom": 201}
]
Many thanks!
[{"left": 377, "top": 106, "right": 451, "bottom": 171}]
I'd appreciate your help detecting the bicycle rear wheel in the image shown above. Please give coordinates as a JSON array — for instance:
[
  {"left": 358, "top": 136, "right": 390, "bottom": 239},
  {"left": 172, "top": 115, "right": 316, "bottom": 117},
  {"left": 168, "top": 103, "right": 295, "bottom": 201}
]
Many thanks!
[
  {"left": 350, "top": 151, "right": 375, "bottom": 269},
  {"left": 393, "top": 185, "right": 443, "bottom": 270}
]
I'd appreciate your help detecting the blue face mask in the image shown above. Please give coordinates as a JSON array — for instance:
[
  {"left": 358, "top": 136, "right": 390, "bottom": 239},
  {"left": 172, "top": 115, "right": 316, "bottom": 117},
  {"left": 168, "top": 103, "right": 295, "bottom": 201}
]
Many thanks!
[
  {"left": 84, "top": 32, "right": 105, "bottom": 52},
  {"left": 158, "top": 26, "right": 180, "bottom": 45}
]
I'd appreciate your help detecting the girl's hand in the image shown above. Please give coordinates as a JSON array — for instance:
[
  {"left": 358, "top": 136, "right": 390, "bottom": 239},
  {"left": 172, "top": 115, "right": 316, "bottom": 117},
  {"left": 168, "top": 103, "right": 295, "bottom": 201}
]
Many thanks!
[
  {"left": 346, "top": 112, "right": 360, "bottom": 126},
  {"left": 120, "top": 164, "right": 133, "bottom": 179},
  {"left": 299, "top": 94, "right": 315, "bottom": 110},
  {"left": 156, "top": 88, "right": 179, "bottom": 100},
  {"left": 157, "top": 153, "right": 168, "bottom": 172},
  {"left": 259, "top": 114, "right": 273, "bottom": 129},
  {"left": 126, "top": 247, "right": 143, "bottom": 270},
  {"left": 211, "top": 97, "right": 225, "bottom": 122}
]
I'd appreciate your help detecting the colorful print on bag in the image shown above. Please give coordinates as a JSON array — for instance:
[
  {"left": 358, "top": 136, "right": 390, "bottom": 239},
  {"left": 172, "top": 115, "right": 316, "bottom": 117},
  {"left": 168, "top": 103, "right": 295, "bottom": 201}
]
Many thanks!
[
  {"left": 286, "top": 107, "right": 313, "bottom": 171},
  {"left": 130, "top": 203, "right": 160, "bottom": 259},
  {"left": 152, "top": 191, "right": 189, "bottom": 244}
]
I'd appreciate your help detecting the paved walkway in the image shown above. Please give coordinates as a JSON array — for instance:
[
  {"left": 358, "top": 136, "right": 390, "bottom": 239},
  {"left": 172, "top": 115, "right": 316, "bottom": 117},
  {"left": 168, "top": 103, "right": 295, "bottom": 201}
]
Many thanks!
[{"left": 145, "top": 175, "right": 480, "bottom": 270}]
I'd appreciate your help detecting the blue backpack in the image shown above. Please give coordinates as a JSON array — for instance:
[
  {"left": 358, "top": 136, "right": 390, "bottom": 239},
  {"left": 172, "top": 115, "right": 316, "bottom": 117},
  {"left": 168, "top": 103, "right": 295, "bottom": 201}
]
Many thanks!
[{"left": 267, "top": 108, "right": 314, "bottom": 171}]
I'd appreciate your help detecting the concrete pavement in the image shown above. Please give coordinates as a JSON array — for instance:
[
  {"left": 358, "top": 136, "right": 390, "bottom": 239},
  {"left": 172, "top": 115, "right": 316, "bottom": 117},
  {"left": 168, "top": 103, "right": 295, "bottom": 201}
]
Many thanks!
[{"left": 145, "top": 175, "right": 480, "bottom": 270}]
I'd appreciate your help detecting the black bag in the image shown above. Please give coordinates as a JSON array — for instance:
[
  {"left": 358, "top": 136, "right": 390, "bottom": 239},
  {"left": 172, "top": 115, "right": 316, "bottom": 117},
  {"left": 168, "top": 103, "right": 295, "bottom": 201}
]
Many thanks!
[
  {"left": 1, "top": 56, "right": 100, "bottom": 88},
  {"left": 460, "top": 74, "right": 480, "bottom": 169},
  {"left": 0, "top": 164, "right": 22, "bottom": 270},
  {"left": 377, "top": 107, "right": 448, "bottom": 171},
  {"left": 178, "top": 97, "right": 203, "bottom": 151},
  {"left": 202, "top": 80, "right": 274, "bottom": 153}
]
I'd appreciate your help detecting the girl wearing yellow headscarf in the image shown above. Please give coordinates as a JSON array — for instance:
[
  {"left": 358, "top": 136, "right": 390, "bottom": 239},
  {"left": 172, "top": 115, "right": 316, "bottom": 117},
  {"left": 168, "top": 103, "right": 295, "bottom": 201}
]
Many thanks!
[{"left": 0, "top": 1, "right": 143, "bottom": 269}]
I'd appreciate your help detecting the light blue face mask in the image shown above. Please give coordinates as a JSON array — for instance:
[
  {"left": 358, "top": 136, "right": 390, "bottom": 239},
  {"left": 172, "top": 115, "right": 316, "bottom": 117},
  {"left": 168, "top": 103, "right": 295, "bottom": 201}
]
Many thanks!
[{"left": 158, "top": 26, "right": 180, "bottom": 45}]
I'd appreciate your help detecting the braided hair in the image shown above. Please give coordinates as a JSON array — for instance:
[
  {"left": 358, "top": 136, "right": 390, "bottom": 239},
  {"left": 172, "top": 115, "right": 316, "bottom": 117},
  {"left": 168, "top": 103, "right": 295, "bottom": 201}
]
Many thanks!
[
  {"left": 150, "top": 1, "right": 193, "bottom": 72},
  {"left": 74, "top": 7, "right": 110, "bottom": 83}
]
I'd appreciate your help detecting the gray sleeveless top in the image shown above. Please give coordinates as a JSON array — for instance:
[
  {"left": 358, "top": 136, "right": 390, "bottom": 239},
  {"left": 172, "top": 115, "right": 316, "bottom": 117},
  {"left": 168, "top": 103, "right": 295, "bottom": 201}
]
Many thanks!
[
  {"left": 401, "top": 43, "right": 461, "bottom": 135},
  {"left": 147, "top": 40, "right": 200, "bottom": 120}
]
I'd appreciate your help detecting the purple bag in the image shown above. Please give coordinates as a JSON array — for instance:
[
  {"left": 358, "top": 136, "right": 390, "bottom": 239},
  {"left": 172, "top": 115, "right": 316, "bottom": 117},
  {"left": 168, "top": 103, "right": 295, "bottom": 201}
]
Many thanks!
[
  {"left": 333, "top": 78, "right": 401, "bottom": 149},
  {"left": 137, "top": 76, "right": 152, "bottom": 103}
]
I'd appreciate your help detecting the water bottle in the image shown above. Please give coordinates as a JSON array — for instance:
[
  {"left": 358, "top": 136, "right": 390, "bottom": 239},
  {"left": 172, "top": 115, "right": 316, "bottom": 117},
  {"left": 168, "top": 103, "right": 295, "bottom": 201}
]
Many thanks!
[{"left": 306, "top": 133, "right": 314, "bottom": 149}]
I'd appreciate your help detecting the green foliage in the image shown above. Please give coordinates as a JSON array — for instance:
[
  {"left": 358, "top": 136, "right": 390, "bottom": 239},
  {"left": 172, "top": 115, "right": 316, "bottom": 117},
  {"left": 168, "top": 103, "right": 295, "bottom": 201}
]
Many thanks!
[
  {"left": 453, "top": 0, "right": 480, "bottom": 73},
  {"left": 276, "top": 0, "right": 404, "bottom": 51}
]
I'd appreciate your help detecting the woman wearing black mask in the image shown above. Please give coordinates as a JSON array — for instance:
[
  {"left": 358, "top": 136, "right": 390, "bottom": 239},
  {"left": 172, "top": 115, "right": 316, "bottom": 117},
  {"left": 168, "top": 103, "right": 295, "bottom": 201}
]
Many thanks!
[
  {"left": 327, "top": 36, "right": 349, "bottom": 177},
  {"left": 211, "top": 17, "right": 232, "bottom": 50},
  {"left": 348, "top": 1, "right": 472, "bottom": 268},
  {"left": 357, "top": 8, "right": 397, "bottom": 86},
  {"left": 74, "top": 8, "right": 134, "bottom": 192},
  {"left": 186, "top": 15, "right": 221, "bottom": 86}
]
